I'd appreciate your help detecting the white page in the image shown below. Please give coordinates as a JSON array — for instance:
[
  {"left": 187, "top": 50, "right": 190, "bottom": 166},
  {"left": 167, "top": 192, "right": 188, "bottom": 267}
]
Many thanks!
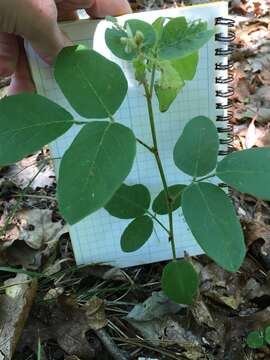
[{"left": 26, "top": 2, "right": 228, "bottom": 267}]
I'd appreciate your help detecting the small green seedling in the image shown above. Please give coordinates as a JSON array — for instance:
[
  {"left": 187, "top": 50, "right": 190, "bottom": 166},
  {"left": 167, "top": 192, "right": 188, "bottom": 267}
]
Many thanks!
[
  {"left": 1, "top": 15, "right": 270, "bottom": 305},
  {"left": 246, "top": 326, "right": 270, "bottom": 349}
]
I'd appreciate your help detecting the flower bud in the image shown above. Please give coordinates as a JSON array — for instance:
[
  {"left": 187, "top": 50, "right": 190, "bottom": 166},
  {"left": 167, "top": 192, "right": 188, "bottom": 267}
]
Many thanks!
[
  {"left": 134, "top": 31, "right": 144, "bottom": 47},
  {"left": 120, "top": 37, "right": 128, "bottom": 45},
  {"left": 124, "top": 43, "right": 133, "bottom": 54}
]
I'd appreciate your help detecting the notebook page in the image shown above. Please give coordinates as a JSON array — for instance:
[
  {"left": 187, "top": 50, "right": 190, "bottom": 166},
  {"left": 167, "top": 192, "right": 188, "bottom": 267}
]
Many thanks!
[{"left": 26, "top": 2, "right": 228, "bottom": 267}]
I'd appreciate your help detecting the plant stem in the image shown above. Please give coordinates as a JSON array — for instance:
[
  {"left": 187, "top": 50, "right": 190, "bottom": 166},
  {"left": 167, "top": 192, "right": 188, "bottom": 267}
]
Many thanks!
[
  {"left": 149, "top": 62, "right": 157, "bottom": 98},
  {"left": 142, "top": 79, "right": 177, "bottom": 261},
  {"left": 196, "top": 173, "right": 216, "bottom": 182},
  {"left": 136, "top": 138, "right": 153, "bottom": 152},
  {"left": 146, "top": 211, "right": 170, "bottom": 235}
]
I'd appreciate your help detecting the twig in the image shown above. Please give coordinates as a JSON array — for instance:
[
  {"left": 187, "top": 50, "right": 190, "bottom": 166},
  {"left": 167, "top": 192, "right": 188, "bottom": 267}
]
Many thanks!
[
  {"left": 14, "top": 194, "right": 56, "bottom": 201},
  {"left": 95, "top": 328, "right": 128, "bottom": 360},
  {"left": 113, "top": 337, "right": 188, "bottom": 360}
]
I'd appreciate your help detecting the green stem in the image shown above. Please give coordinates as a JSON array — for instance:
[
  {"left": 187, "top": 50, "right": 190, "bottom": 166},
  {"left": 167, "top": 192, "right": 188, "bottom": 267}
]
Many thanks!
[
  {"left": 149, "top": 62, "right": 157, "bottom": 98},
  {"left": 196, "top": 173, "right": 216, "bottom": 182},
  {"left": 143, "top": 79, "right": 177, "bottom": 261},
  {"left": 146, "top": 211, "right": 170, "bottom": 235},
  {"left": 136, "top": 138, "right": 153, "bottom": 152}
]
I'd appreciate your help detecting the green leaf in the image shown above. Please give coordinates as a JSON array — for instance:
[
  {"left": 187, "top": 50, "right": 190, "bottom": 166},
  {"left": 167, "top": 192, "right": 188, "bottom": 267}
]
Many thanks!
[
  {"left": 152, "top": 184, "right": 186, "bottom": 215},
  {"left": 0, "top": 93, "right": 73, "bottom": 166},
  {"left": 126, "top": 19, "right": 156, "bottom": 50},
  {"left": 58, "top": 121, "right": 136, "bottom": 224},
  {"left": 264, "top": 326, "right": 270, "bottom": 345},
  {"left": 182, "top": 182, "right": 246, "bottom": 272},
  {"left": 173, "top": 116, "right": 219, "bottom": 178},
  {"left": 161, "top": 260, "right": 198, "bottom": 305},
  {"left": 54, "top": 45, "right": 128, "bottom": 118},
  {"left": 105, "top": 27, "right": 134, "bottom": 61},
  {"left": 155, "top": 60, "right": 184, "bottom": 112},
  {"left": 105, "top": 16, "right": 118, "bottom": 25},
  {"left": 121, "top": 215, "right": 153, "bottom": 252},
  {"left": 246, "top": 330, "right": 264, "bottom": 349},
  {"left": 216, "top": 148, "right": 270, "bottom": 200},
  {"left": 155, "top": 86, "right": 181, "bottom": 112},
  {"left": 159, "top": 18, "right": 214, "bottom": 60},
  {"left": 133, "top": 55, "right": 146, "bottom": 82},
  {"left": 105, "top": 19, "right": 156, "bottom": 61},
  {"left": 152, "top": 17, "right": 165, "bottom": 43},
  {"left": 105, "top": 183, "right": 151, "bottom": 219},
  {"left": 161, "top": 17, "right": 188, "bottom": 45},
  {"left": 171, "top": 52, "right": 199, "bottom": 80}
]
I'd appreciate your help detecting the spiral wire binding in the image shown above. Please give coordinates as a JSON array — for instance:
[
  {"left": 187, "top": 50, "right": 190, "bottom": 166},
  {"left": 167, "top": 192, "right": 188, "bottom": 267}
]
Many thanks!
[{"left": 215, "top": 16, "right": 235, "bottom": 157}]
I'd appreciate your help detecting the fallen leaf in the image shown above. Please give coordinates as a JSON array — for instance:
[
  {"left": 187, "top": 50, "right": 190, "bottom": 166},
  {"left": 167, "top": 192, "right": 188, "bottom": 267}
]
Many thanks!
[
  {"left": 200, "top": 264, "right": 245, "bottom": 310},
  {"left": 254, "top": 85, "right": 270, "bottom": 107},
  {"left": 5, "top": 240, "right": 41, "bottom": 270},
  {"left": 126, "top": 291, "right": 184, "bottom": 322},
  {"left": 2, "top": 209, "right": 67, "bottom": 249},
  {"left": 85, "top": 297, "right": 108, "bottom": 331},
  {"left": 16, "top": 296, "right": 98, "bottom": 359},
  {"left": 191, "top": 298, "right": 215, "bottom": 328},
  {"left": 245, "top": 115, "right": 259, "bottom": 148},
  {"left": 3, "top": 153, "right": 55, "bottom": 190},
  {"left": 235, "top": 106, "right": 270, "bottom": 123},
  {"left": 18, "top": 209, "right": 67, "bottom": 249},
  {"left": 125, "top": 291, "right": 203, "bottom": 353}
]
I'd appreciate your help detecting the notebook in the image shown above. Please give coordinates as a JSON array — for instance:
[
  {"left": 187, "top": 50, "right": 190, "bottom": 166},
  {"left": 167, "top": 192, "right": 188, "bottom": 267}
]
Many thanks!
[{"left": 25, "top": 1, "right": 231, "bottom": 267}]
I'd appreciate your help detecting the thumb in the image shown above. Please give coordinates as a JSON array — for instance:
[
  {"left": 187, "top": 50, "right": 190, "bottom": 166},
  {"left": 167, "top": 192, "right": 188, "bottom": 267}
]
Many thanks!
[
  {"left": 0, "top": 33, "right": 19, "bottom": 77},
  {"left": 0, "top": 0, "right": 71, "bottom": 65},
  {"left": 21, "top": 18, "right": 72, "bottom": 64},
  {"left": 86, "top": 0, "right": 132, "bottom": 18},
  {"left": 7, "top": 38, "right": 36, "bottom": 96}
]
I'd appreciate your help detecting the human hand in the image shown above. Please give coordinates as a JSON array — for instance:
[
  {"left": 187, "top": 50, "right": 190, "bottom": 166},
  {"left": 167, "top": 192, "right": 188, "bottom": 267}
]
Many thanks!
[{"left": 0, "top": 0, "right": 131, "bottom": 94}]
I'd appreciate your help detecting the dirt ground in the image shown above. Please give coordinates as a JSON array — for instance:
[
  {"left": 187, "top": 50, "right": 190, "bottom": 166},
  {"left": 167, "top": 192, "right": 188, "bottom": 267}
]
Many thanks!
[{"left": 1, "top": 0, "right": 270, "bottom": 359}]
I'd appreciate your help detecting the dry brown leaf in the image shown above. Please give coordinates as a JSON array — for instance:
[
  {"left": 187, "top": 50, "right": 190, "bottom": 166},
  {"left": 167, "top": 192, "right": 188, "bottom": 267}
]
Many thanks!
[
  {"left": 85, "top": 297, "right": 108, "bottom": 331},
  {"left": 259, "top": 65, "right": 270, "bottom": 85},
  {"left": 18, "top": 209, "right": 67, "bottom": 249},
  {"left": 4, "top": 153, "right": 55, "bottom": 190},
  {"left": 243, "top": 277, "right": 270, "bottom": 300},
  {"left": 200, "top": 264, "right": 245, "bottom": 310},
  {"left": 245, "top": 218, "right": 270, "bottom": 247},
  {"left": 254, "top": 85, "right": 270, "bottom": 107},
  {"left": 16, "top": 296, "right": 97, "bottom": 359},
  {"left": 2, "top": 209, "right": 67, "bottom": 249},
  {"left": 5, "top": 240, "right": 41, "bottom": 270},
  {"left": 125, "top": 292, "right": 203, "bottom": 353},
  {"left": 235, "top": 106, "right": 270, "bottom": 123},
  {"left": 191, "top": 298, "right": 215, "bottom": 328},
  {"left": 235, "top": 78, "right": 251, "bottom": 102},
  {"left": 246, "top": 0, "right": 269, "bottom": 16},
  {"left": 245, "top": 115, "right": 259, "bottom": 148}
]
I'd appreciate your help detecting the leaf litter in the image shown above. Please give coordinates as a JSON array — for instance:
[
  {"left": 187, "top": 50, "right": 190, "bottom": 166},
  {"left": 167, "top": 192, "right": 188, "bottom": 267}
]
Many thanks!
[{"left": 1, "top": 0, "right": 270, "bottom": 359}]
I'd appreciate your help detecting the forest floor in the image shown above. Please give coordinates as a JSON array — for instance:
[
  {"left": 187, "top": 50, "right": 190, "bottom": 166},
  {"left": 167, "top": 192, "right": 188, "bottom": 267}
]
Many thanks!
[{"left": 1, "top": 0, "right": 270, "bottom": 359}]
